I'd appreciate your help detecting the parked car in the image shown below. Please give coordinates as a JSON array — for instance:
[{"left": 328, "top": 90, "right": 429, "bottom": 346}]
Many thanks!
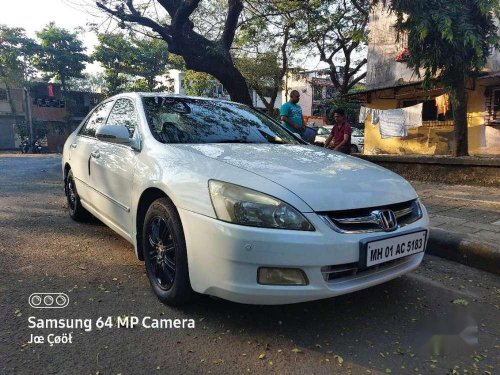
[
  {"left": 62, "top": 93, "right": 429, "bottom": 306},
  {"left": 314, "top": 125, "right": 364, "bottom": 153}
]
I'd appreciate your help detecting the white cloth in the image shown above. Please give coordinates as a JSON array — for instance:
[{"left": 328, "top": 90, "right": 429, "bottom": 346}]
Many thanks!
[
  {"left": 379, "top": 109, "right": 407, "bottom": 138},
  {"left": 359, "top": 106, "right": 371, "bottom": 122},
  {"left": 402, "top": 103, "right": 423, "bottom": 129}
]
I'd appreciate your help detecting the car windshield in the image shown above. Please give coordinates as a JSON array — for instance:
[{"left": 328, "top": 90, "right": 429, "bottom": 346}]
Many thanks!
[
  {"left": 142, "top": 96, "right": 301, "bottom": 145},
  {"left": 352, "top": 127, "right": 364, "bottom": 137},
  {"left": 317, "top": 127, "right": 332, "bottom": 135}
]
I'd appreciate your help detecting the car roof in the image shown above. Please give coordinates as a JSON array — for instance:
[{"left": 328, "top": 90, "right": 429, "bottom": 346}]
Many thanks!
[{"left": 108, "top": 92, "right": 237, "bottom": 105}]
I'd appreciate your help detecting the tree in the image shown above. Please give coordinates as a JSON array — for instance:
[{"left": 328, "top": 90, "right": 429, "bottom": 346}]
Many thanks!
[
  {"left": 92, "top": 32, "right": 169, "bottom": 94},
  {"left": 301, "top": 0, "right": 370, "bottom": 94},
  {"left": 380, "top": 0, "right": 499, "bottom": 156},
  {"left": 0, "top": 25, "right": 37, "bottom": 128},
  {"left": 183, "top": 70, "right": 220, "bottom": 96},
  {"left": 67, "top": 72, "right": 107, "bottom": 93},
  {"left": 32, "top": 23, "right": 89, "bottom": 93},
  {"left": 96, "top": 0, "right": 253, "bottom": 105},
  {"left": 233, "top": 1, "right": 302, "bottom": 115}
]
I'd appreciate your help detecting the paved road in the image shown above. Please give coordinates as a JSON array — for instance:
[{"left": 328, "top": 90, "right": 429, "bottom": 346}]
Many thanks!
[
  {"left": 412, "top": 181, "right": 500, "bottom": 244},
  {"left": 0, "top": 155, "right": 498, "bottom": 375}
]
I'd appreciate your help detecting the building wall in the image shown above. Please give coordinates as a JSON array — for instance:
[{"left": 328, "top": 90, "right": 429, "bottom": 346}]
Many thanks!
[
  {"left": 363, "top": 83, "right": 499, "bottom": 156},
  {"left": 283, "top": 73, "right": 314, "bottom": 116},
  {"left": 0, "top": 119, "right": 16, "bottom": 149},
  {"left": 366, "top": 5, "right": 500, "bottom": 90},
  {"left": 365, "top": 5, "right": 419, "bottom": 90}
]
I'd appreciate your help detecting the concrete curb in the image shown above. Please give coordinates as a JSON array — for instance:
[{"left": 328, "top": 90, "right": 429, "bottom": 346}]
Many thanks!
[{"left": 427, "top": 227, "right": 500, "bottom": 275}]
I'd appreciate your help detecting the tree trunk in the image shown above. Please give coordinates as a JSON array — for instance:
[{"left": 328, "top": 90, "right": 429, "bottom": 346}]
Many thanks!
[
  {"left": 449, "top": 76, "right": 468, "bottom": 157},
  {"left": 218, "top": 68, "right": 252, "bottom": 106},
  {"left": 182, "top": 48, "right": 252, "bottom": 106}
]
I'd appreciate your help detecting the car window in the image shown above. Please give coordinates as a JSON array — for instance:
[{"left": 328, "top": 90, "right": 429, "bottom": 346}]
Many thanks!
[
  {"left": 352, "top": 128, "right": 364, "bottom": 137},
  {"left": 142, "top": 97, "right": 301, "bottom": 145},
  {"left": 317, "top": 127, "right": 331, "bottom": 136},
  {"left": 79, "top": 101, "right": 114, "bottom": 137},
  {"left": 106, "top": 98, "right": 138, "bottom": 138}
]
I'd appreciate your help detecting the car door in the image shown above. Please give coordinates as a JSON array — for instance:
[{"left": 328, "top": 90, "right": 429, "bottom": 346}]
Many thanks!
[
  {"left": 69, "top": 101, "right": 114, "bottom": 202},
  {"left": 89, "top": 97, "right": 140, "bottom": 236}
]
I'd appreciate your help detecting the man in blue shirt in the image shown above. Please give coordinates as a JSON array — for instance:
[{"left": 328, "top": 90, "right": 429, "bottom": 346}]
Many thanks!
[{"left": 280, "top": 90, "right": 305, "bottom": 135}]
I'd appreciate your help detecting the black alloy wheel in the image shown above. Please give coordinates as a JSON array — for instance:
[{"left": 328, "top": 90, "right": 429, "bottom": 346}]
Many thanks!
[
  {"left": 147, "top": 216, "right": 176, "bottom": 290},
  {"left": 143, "top": 197, "right": 193, "bottom": 305}
]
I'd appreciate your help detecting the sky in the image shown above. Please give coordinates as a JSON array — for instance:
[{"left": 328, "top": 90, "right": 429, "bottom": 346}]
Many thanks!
[
  {"left": 2, "top": 0, "right": 112, "bottom": 73},
  {"left": 1, "top": 0, "right": 327, "bottom": 74}
]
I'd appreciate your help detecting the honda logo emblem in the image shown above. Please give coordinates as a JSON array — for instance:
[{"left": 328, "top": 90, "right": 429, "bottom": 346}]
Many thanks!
[{"left": 372, "top": 209, "right": 397, "bottom": 231}]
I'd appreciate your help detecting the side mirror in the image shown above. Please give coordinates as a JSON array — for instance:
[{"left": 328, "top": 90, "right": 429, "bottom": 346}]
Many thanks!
[{"left": 96, "top": 124, "right": 130, "bottom": 145}]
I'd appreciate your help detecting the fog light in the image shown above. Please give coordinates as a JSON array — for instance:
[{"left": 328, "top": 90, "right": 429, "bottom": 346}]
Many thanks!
[{"left": 257, "top": 267, "right": 308, "bottom": 285}]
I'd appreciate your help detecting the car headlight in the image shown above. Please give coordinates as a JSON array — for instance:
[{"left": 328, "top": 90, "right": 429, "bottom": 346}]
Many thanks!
[{"left": 209, "top": 180, "right": 314, "bottom": 231}]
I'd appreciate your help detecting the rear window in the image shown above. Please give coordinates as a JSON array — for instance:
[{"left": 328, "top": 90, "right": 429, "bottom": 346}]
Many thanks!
[{"left": 142, "top": 97, "right": 301, "bottom": 145}]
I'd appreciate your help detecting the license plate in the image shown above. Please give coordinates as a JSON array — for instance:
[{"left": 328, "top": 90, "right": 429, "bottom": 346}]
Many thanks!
[{"left": 364, "top": 230, "right": 427, "bottom": 267}]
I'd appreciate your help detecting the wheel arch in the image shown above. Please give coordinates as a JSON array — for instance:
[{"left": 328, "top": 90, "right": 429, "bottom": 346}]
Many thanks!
[{"left": 135, "top": 187, "right": 174, "bottom": 261}]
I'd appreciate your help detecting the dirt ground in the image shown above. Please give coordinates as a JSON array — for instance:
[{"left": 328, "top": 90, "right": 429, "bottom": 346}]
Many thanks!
[{"left": 1, "top": 155, "right": 499, "bottom": 375}]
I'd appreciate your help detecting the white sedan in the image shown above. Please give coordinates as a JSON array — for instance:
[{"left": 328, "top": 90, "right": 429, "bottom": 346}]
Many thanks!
[
  {"left": 62, "top": 93, "right": 429, "bottom": 305},
  {"left": 315, "top": 125, "right": 364, "bottom": 153}
]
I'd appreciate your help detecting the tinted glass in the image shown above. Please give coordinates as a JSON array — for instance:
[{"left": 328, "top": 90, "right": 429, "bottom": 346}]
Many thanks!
[
  {"left": 142, "top": 97, "right": 301, "bottom": 144},
  {"left": 352, "top": 127, "right": 364, "bottom": 137},
  {"left": 106, "top": 98, "right": 138, "bottom": 137},
  {"left": 317, "top": 127, "right": 331, "bottom": 136},
  {"left": 79, "top": 101, "right": 113, "bottom": 137}
]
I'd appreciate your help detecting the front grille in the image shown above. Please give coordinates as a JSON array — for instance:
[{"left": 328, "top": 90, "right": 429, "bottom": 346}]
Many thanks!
[
  {"left": 321, "top": 258, "right": 406, "bottom": 282},
  {"left": 319, "top": 199, "right": 422, "bottom": 234}
]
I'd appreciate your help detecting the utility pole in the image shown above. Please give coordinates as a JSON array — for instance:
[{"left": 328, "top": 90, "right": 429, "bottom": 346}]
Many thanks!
[{"left": 24, "top": 87, "right": 33, "bottom": 147}]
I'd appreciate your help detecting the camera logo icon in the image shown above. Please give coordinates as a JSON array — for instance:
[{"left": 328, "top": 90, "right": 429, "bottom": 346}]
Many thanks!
[{"left": 29, "top": 293, "right": 69, "bottom": 309}]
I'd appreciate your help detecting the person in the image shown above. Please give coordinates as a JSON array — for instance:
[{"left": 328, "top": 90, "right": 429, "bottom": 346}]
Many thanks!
[
  {"left": 324, "top": 108, "right": 352, "bottom": 154},
  {"left": 280, "top": 90, "right": 305, "bottom": 136}
]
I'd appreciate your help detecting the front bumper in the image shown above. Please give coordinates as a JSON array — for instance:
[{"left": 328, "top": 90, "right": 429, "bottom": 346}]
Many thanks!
[{"left": 178, "top": 206, "right": 429, "bottom": 305}]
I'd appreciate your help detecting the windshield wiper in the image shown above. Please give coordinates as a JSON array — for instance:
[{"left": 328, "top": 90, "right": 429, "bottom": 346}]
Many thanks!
[{"left": 215, "top": 140, "right": 257, "bottom": 144}]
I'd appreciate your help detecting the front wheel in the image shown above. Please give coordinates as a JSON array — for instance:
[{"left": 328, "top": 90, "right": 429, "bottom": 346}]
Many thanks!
[
  {"left": 65, "top": 170, "right": 90, "bottom": 221},
  {"left": 143, "top": 198, "right": 193, "bottom": 306},
  {"left": 350, "top": 144, "right": 359, "bottom": 154}
]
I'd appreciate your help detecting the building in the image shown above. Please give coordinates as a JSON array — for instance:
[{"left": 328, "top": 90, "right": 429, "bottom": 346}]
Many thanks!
[
  {"left": 345, "top": 5, "right": 500, "bottom": 156},
  {"left": 0, "top": 82, "right": 26, "bottom": 150},
  {"left": 0, "top": 79, "right": 103, "bottom": 152},
  {"left": 283, "top": 69, "right": 338, "bottom": 118}
]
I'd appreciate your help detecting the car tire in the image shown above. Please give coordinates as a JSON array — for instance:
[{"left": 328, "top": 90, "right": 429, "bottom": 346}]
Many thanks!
[
  {"left": 143, "top": 197, "right": 193, "bottom": 306},
  {"left": 65, "top": 170, "right": 91, "bottom": 221},
  {"left": 350, "top": 144, "right": 359, "bottom": 154}
]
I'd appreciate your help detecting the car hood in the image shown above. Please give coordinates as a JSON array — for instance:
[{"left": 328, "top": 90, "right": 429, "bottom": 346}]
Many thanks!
[{"left": 175, "top": 144, "right": 417, "bottom": 212}]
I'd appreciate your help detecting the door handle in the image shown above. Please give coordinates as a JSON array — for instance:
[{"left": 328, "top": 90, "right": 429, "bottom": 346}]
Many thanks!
[
  {"left": 70, "top": 143, "right": 77, "bottom": 149},
  {"left": 90, "top": 151, "right": 100, "bottom": 159}
]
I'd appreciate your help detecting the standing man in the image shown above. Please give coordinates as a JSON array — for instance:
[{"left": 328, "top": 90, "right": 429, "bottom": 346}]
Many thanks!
[
  {"left": 324, "top": 108, "right": 352, "bottom": 154},
  {"left": 280, "top": 90, "right": 306, "bottom": 136}
]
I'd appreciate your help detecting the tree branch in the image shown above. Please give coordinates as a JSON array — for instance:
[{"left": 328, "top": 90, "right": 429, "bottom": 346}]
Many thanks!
[
  {"left": 222, "top": 0, "right": 243, "bottom": 50},
  {"left": 96, "top": 1, "right": 172, "bottom": 43},
  {"left": 171, "top": 0, "right": 200, "bottom": 34},
  {"left": 346, "top": 71, "right": 366, "bottom": 91}
]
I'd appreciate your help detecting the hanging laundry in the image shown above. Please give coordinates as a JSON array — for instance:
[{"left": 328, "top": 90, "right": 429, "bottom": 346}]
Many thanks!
[
  {"left": 402, "top": 103, "right": 423, "bottom": 129},
  {"left": 435, "top": 94, "right": 450, "bottom": 115},
  {"left": 371, "top": 109, "right": 381, "bottom": 125},
  {"left": 359, "top": 106, "right": 371, "bottom": 122},
  {"left": 379, "top": 109, "right": 407, "bottom": 138}
]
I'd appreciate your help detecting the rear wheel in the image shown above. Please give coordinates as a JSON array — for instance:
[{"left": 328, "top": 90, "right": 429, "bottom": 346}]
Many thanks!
[
  {"left": 350, "top": 144, "right": 359, "bottom": 154},
  {"left": 65, "top": 170, "right": 90, "bottom": 221},
  {"left": 143, "top": 197, "right": 193, "bottom": 306}
]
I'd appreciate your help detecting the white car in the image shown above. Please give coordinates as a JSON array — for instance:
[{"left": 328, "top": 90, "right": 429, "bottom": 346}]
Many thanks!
[
  {"left": 62, "top": 93, "right": 429, "bottom": 306},
  {"left": 315, "top": 125, "right": 364, "bottom": 153}
]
